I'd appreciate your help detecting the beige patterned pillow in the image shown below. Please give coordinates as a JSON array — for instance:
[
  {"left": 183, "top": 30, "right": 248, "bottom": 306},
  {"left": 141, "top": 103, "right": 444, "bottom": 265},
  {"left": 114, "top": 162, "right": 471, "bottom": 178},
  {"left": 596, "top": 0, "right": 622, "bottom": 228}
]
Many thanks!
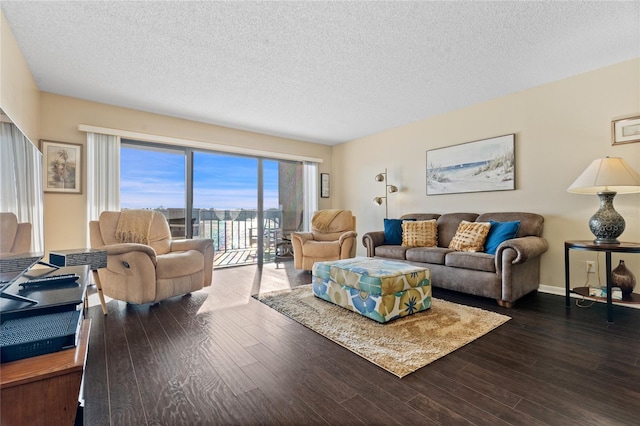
[
  {"left": 448, "top": 221, "right": 491, "bottom": 252},
  {"left": 402, "top": 220, "right": 437, "bottom": 247}
]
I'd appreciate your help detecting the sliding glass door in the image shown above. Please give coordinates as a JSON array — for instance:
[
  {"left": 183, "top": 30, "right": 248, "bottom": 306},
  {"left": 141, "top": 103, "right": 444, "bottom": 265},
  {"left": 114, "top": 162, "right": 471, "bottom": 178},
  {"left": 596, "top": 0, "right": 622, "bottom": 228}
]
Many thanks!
[
  {"left": 120, "top": 140, "right": 305, "bottom": 268},
  {"left": 193, "top": 152, "right": 259, "bottom": 266}
]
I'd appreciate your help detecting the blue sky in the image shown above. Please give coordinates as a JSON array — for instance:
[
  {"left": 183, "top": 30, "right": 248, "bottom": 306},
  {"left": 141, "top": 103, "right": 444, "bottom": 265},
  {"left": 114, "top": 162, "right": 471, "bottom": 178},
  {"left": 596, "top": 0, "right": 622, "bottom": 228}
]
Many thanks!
[{"left": 120, "top": 147, "right": 279, "bottom": 210}]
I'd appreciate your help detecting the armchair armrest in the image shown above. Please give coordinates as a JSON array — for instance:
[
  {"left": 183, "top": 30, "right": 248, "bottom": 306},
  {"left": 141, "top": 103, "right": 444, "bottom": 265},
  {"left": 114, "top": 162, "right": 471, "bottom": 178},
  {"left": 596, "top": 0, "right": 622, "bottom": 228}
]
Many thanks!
[
  {"left": 291, "top": 232, "right": 314, "bottom": 269},
  {"left": 291, "top": 232, "right": 314, "bottom": 244},
  {"left": 170, "top": 238, "right": 213, "bottom": 253},
  {"left": 97, "top": 243, "right": 157, "bottom": 265},
  {"left": 338, "top": 231, "right": 357, "bottom": 245},
  {"left": 362, "top": 231, "right": 385, "bottom": 257},
  {"left": 495, "top": 236, "right": 549, "bottom": 274}
]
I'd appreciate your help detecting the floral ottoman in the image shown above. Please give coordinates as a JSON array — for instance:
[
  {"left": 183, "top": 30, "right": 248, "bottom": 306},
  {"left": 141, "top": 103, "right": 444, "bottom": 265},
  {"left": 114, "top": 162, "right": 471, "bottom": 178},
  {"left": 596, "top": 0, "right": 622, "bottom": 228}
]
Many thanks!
[{"left": 311, "top": 257, "right": 431, "bottom": 323}]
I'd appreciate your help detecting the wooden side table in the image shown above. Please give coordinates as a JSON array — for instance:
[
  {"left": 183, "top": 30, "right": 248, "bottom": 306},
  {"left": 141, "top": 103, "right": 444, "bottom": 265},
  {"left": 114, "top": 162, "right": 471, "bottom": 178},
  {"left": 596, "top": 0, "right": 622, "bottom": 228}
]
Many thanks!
[
  {"left": 50, "top": 249, "right": 108, "bottom": 315},
  {"left": 1, "top": 319, "right": 91, "bottom": 425},
  {"left": 565, "top": 240, "right": 640, "bottom": 322}
]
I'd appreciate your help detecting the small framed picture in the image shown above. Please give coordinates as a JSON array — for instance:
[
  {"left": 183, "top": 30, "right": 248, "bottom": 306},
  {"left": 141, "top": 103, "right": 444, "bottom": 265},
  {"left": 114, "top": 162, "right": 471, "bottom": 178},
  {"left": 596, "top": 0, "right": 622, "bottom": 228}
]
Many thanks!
[
  {"left": 40, "top": 140, "right": 82, "bottom": 193},
  {"left": 612, "top": 115, "right": 640, "bottom": 145},
  {"left": 320, "top": 173, "right": 330, "bottom": 198}
]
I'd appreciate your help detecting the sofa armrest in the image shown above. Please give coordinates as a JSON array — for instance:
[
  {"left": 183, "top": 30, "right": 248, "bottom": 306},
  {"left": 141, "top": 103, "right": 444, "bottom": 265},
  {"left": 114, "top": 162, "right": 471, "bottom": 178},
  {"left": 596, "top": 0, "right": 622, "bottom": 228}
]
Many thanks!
[
  {"left": 362, "top": 231, "right": 385, "bottom": 257},
  {"left": 97, "top": 243, "right": 158, "bottom": 265},
  {"left": 495, "top": 236, "right": 548, "bottom": 273},
  {"left": 170, "top": 238, "right": 213, "bottom": 254}
]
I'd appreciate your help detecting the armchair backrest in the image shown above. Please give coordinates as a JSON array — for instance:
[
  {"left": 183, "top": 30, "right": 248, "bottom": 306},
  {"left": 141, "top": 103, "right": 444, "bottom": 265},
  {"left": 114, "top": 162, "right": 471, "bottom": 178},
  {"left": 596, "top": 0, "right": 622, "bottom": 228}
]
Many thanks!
[
  {"left": 92, "top": 210, "right": 172, "bottom": 255},
  {"left": 311, "top": 209, "right": 356, "bottom": 241},
  {"left": 0, "top": 212, "right": 32, "bottom": 254}
]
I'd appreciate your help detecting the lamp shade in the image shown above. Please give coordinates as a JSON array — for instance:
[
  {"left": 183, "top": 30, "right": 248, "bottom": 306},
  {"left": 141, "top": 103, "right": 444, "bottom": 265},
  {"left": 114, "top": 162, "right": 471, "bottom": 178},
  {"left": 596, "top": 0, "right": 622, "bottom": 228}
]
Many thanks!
[{"left": 567, "top": 157, "right": 640, "bottom": 194}]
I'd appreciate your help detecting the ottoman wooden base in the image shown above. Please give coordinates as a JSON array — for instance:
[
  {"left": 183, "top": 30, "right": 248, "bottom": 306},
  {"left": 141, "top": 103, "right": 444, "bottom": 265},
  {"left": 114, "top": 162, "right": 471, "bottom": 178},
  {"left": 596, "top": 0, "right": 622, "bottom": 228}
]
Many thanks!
[{"left": 312, "top": 257, "right": 431, "bottom": 323}]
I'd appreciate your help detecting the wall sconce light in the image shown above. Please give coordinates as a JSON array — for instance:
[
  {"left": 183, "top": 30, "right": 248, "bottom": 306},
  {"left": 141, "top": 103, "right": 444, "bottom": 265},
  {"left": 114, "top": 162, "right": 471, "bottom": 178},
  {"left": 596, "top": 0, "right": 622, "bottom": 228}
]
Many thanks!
[{"left": 373, "top": 168, "right": 398, "bottom": 218}]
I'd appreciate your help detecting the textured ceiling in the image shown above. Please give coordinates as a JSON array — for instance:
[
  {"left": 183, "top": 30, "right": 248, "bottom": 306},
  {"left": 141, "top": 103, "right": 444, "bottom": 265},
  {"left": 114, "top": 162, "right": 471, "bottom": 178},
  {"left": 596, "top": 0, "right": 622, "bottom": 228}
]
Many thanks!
[{"left": 2, "top": 1, "right": 639, "bottom": 145}]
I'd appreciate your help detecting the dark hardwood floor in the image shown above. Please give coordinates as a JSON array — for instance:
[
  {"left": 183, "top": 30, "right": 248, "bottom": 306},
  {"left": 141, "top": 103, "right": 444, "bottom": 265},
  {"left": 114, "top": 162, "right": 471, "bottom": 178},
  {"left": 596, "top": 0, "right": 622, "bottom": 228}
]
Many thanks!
[{"left": 83, "top": 262, "right": 640, "bottom": 425}]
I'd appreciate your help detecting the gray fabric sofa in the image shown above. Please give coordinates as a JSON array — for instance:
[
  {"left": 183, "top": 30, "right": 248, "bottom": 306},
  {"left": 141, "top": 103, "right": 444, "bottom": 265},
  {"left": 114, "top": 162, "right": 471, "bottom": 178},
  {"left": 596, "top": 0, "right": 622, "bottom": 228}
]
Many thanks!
[{"left": 362, "top": 212, "right": 548, "bottom": 307}]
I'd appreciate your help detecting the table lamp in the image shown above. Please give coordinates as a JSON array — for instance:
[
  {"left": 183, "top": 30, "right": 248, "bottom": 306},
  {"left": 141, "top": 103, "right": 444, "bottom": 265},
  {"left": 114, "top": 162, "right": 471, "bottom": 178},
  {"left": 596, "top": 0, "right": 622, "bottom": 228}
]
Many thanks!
[{"left": 567, "top": 157, "right": 640, "bottom": 244}]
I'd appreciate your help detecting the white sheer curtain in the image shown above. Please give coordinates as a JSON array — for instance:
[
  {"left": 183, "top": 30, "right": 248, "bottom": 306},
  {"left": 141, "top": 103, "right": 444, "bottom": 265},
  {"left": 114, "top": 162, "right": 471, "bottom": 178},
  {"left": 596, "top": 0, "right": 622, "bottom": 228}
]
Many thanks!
[
  {"left": 86, "top": 132, "right": 120, "bottom": 243},
  {"left": 303, "top": 161, "right": 318, "bottom": 231},
  {"left": 0, "top": 122, "right": 44, "bottom": 252}
]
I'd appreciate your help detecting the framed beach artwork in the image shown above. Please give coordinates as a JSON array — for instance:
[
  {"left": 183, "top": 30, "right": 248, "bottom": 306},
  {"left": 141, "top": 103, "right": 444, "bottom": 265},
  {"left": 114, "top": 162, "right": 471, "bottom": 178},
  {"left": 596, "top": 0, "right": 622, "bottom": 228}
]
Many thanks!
[
  {"left": 426, "top": 134, "right": 515, "bottom": 196},
  {"left": 40, "top": 140, "right": 82, "bottom": 193}
]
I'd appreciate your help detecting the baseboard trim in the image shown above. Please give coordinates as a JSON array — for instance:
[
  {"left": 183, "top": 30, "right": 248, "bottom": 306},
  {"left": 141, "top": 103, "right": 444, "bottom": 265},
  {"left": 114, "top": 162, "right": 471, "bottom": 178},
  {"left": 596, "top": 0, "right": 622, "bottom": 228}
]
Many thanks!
[{"left": 538, "top": 284, "right": 640, "bottom": 310}]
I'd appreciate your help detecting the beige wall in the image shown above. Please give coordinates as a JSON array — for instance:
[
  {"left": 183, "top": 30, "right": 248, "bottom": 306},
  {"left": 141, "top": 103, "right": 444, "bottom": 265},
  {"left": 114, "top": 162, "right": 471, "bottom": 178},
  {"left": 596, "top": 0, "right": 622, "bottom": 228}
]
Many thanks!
[
  {"left": 0, "top": 11, "right": 39, "bottom": 141},
  {"left": 333, "top": 58, "right": 640, "bottom": 291},
  {"left": 39, "top": 93, "right": 333, "bottom": 253}
]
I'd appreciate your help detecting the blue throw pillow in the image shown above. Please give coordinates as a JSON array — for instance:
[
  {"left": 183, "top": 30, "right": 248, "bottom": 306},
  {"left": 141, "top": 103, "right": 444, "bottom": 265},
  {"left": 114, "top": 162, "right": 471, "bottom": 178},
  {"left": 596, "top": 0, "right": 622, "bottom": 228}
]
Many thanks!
[
  {"left": 383, "top": 218, "right": 416, "bottom": 244},
  {"left": 484, "top": 220, "right": 521, "bottom": 255},
  {"left": 384, "top": 219, "right": 404, "bottom": 245}
]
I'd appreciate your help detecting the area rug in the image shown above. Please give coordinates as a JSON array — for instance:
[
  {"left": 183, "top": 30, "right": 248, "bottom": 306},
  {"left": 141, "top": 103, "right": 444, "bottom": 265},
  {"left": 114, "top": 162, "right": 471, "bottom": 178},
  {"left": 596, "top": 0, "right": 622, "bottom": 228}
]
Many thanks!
[{"left": 254, "top": 284, "right": 511, "bottom": 378}]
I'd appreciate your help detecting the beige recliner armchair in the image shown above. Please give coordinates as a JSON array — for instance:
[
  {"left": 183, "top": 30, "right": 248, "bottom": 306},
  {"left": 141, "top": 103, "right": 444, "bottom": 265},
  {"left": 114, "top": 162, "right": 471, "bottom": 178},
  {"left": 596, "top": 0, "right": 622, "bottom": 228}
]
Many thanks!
[
  {"left": 89, "top": 210, "right": 214, "bottom": 307},
  {"left": 291, "top": 209, "right": 357, "bottom": 270},
  {"left": 0, "top": 212, "right": 31, "bottom": 254}
]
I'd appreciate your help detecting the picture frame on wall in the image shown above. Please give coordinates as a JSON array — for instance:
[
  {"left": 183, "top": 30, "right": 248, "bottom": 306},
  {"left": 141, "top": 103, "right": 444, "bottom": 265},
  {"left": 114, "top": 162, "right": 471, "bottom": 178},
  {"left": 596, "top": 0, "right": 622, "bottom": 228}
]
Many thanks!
[
  {"left": 40, "top": 140, "right": 82, "bottom": 194},
  {"left": 426, "top": 134, "right": 515, "bottom": 196},
  {"left": 612, "top": 115, "right": 640, "bottom": 145},
  {"left": 320, "top": 173, "right": 330, "bottom": 198}
]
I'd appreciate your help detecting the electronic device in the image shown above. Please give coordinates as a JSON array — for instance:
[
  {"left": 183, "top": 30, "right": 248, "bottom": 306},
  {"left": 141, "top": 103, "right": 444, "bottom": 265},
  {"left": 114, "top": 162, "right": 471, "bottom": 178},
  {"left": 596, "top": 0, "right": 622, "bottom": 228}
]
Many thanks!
[
  {"left": 1, "top": 262, "right": 86, "bottom": 320},
  {"left": 0, "top": 255, "right": 44, "bottom": 305},
  {"left": 19, "top": 273, "right": 80, "bottom": 288},
  {"left": 0, "top": 309, "right": 82, "bottom": 363}
]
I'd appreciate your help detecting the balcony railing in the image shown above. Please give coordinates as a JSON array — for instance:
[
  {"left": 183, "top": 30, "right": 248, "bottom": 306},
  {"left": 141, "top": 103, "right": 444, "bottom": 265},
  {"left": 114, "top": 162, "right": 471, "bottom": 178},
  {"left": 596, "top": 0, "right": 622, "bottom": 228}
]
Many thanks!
[{"left": 156, "top": 208, "right": 284, "bottom": 267}]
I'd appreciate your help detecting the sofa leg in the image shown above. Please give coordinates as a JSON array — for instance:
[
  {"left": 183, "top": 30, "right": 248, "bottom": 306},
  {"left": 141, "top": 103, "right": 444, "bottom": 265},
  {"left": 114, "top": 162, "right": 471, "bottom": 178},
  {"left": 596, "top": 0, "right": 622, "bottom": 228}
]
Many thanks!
[{"left": 496, "top": 299, "right": 514, "bottom": 308}]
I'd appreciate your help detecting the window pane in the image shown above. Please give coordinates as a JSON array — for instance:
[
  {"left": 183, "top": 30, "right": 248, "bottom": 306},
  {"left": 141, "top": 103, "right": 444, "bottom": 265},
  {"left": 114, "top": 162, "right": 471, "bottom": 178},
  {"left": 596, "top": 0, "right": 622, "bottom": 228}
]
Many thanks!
[{"left": 120, "top": 144, "right": 186, "bottom": 237}]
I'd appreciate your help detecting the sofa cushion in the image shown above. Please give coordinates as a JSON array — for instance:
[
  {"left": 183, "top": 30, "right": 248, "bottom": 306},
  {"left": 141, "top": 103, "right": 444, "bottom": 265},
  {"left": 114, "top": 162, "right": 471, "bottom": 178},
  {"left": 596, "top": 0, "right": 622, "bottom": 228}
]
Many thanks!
[
  {"left": 406, "top": 247, "right": 452, "bottom": 264},
  {"left": 449, "top": 220, "right": 491, "bottom": 252},
  {"left": 402, "top": 220, "right": 437, "bottom": 247},
  {"left": 445, "top": 251, "right": 496, "bottom": 273},
  {"left": 400, "top": 213, "right": 441, "bottom": 222},
  {"left": 476, "top": 212, "right": 543, "bottom": 237},
  {"left": 484, "top": 220, "right": 520, "bottom": 255},
  {"left": 436, "top": 213, "right": 479, "bottom": 247},
  {"left": 375, "top": 245, "right": 410, "bottom": 260}
]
